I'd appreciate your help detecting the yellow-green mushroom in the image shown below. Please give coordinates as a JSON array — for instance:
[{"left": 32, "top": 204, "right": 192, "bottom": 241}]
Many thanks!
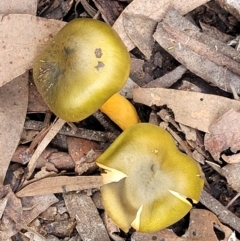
[
  {"left": 96, "top": 123, "right": 204, "bottom": 233},
  {"left": 33, "top": 18, "right": 139, "bottom": 130}
]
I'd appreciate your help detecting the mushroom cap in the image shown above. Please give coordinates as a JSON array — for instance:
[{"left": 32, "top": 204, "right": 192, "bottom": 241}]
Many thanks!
[
  {"left": 96, "top": 123, "right": 204, "bottom": 233},
  {"left": 33, "top": 18, "right": 130, "bottom": 122}
]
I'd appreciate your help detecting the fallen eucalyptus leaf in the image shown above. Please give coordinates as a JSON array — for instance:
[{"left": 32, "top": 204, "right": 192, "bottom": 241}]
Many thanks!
[
  {"left": 0, "top": 73, "right": 28, "bottom": 185},
  {"left": 133, "top": 88, "right": 240, "bottom": 133},
  {"left": 16, "top": 176, "right": 102, "bottom": 197},
  {"left": 0, "top": 0, "right": 37, "bottom": 15},
  {"left": 0, "top": 14, "right": 65, "bottom": 87}
]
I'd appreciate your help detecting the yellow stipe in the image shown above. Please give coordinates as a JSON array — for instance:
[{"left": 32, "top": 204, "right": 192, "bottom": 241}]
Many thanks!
[{"left": 100, "top": 93, "right": 139, "bottom": 130}]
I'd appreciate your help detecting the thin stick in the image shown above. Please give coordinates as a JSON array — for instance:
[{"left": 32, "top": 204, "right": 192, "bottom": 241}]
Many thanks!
[{"left": 26, "top": 118, "right": 66, "bottom": 179}]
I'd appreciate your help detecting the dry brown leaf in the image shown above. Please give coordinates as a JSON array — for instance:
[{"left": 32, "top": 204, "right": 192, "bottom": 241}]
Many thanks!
[
  {"left": 185, "top": 209, "right": 233, "bottom": 240},
  {"left": 16, "top": 176, "right": 103, "bottom": 197},
  {"left": 131, "top": 229, "right": 184, "bottom": 241},
  {"left": 0, "top": 0, "right": 37, "bottom": 15},
  {"left": 0, "top": 185, "right": 24, "bottom": 240},
  {"left": 132, "top": 209, "right": 233, "bottom": 241},
  {"left": 113, "top": 0, "right": 210, "bottom": 51},
  {"left": 28, "top": 84, "right": 49, "bottom": 113},
  {"left": 133, "top": 88, "right": 240, "bottom": 133},
  {"left": 204, "top": 109, "right": 240, "bottom": 162},
  {"left": 0, "top": 73, "right": 28, "bottom": 185},
  {"left": 0, "top": 14, "right": 65, "bottom": 87},
  {"left": 64, "top": 192, "right": 110, "bottom": 241},
  {"left": 222, "top": 153, "right": 240, "bottom": 164},
  {"left": 221, "top": 163, "right": 240, "bottom": 193}
]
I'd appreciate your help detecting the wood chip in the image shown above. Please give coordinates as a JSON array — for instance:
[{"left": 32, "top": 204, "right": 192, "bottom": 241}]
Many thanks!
[{"left": 64, "top": 192, "right": 110, "bottom": 241}]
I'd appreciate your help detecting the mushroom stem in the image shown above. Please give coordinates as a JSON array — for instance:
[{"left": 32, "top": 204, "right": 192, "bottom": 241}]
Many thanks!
[{"left": 100, "top": 93, "right": 139, "bottom": 130}]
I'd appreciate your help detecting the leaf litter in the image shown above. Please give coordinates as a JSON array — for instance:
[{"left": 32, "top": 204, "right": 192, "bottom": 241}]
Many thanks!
[{"left": 1, "top": 0, "right": 240, "bottom": 240}]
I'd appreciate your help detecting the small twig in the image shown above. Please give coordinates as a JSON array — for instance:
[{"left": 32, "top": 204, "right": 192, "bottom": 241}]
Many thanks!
[
  {"left": 75, "top": 0, "right": 97, "bottom": 17},
  {"left": 229, "top": 84, "right": 240, "bottom": 100},
  {"left": 93, "top": 110, "right": 120, "bottom": 133},
  {"left": 42, "top": 112, "right": 52, "bottom": 129},
  {"left": 66, "top": 122, "right": 79, "bottom": 133},
  {"left": 159, "top": 122, "right": 192, "bottom": 157},
  {"left": 226, "top": 193, "right": 240, "bottom": 209},
  {"left": 24, "top": 120, "right": 117, "bottom": 142},
  {"left": 200, "top": 189, "right": 240, "bottom": 233},
  {"left": 26, "top": 118, "right": 66, "bottom": 179}
]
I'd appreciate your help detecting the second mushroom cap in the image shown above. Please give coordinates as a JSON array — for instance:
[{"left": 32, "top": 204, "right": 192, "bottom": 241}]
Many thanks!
[{"left": 96, "top": 123, "right": 204, "bottom": 233}]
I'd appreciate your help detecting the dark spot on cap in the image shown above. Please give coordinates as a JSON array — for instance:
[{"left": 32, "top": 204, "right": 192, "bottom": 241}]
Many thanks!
[
  {"left": 95, "top": 48, "right": 102, "bottom": 58},
  {"left": 95, "top": 61, "right": 105, "bottom": 71}
]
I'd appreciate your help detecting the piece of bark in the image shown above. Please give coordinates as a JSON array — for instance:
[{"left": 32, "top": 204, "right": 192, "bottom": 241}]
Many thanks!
[
  {"left": 165, "top": 9, "right": 240, "bottom": 65},
  {"left": 64, "top": 192, "right": 110, "bottom": 241},
  {"left": 16, "top": 176, "right": 103, "bottom": 197},
  {"left": 199, "top": 21, "right": 235, "bottom": 43},
  {"left": 144, "top": 65, "right": 187, "bottom": 88},
  {"left": 153, "top": 8, "right": 240, "bottom": 94},
  {"left": 133, "top": 88, "right": 240, "bottom": 133}
]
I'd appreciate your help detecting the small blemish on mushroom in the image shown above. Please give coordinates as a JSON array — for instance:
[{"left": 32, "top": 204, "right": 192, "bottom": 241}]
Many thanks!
[
  {"left": 95, "top": 61, "right": 105, "bottom": 70},
  {"left": 95, "top": 48, "right": 102, "bottom": 58}
]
